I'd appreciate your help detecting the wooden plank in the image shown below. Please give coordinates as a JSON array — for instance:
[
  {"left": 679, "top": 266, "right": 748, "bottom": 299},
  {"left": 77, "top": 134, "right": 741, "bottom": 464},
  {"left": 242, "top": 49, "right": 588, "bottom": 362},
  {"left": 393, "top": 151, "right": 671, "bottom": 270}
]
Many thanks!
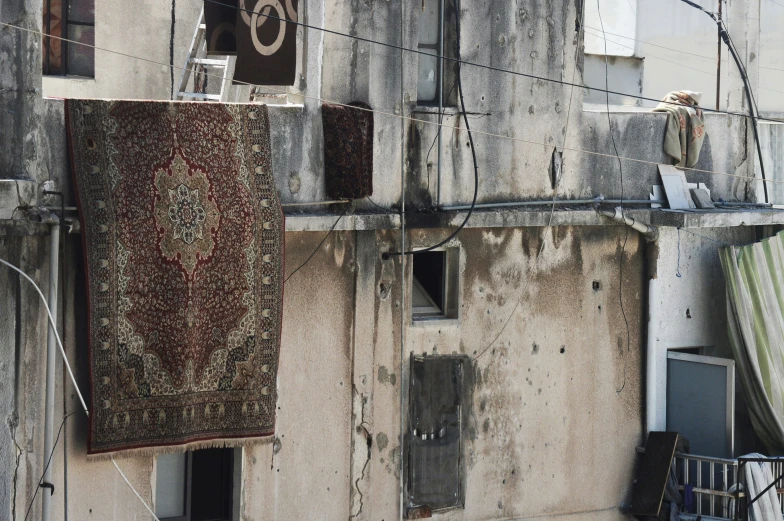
[{"left": 632, "top": 431, "right": 680, "bottom": 516}]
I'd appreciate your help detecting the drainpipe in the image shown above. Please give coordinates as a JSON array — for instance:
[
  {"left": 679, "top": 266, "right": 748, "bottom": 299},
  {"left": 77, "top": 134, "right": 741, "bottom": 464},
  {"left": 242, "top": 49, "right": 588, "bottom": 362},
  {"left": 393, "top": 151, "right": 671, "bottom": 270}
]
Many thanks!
[
  {"left": 597, "top": 206, "right": 658, "bottom": 241},
  {"left": 41, "top": 217, "right": 60, "bottom": 521},
  {"left": 597, "top": 206, "right": 661, "bottom": 434},
  {"left": 436, "top": 0, "right": 445, "bottom": 207},
  {"left": 646, "top": 269, "right": 661, "bottom": 434}
]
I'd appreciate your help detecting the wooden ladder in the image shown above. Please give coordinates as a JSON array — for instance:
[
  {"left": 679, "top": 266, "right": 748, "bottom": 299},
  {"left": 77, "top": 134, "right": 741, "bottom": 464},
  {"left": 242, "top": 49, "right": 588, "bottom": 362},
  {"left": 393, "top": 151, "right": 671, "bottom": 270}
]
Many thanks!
[{"left": 175, "top": 9, "right": 232, "bottom": 102}]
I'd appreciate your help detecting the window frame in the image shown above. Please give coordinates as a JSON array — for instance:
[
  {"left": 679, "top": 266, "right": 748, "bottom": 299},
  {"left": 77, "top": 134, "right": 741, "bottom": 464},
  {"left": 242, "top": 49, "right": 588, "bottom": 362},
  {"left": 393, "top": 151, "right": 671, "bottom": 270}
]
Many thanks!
[
  {"left": 411, "top": 247, "right": 459, "bottom": 322},
  {"left": 42, "top": 0, "right": 95, "bottom": 77},
  {"left": 416, "top": 0, "right": 444, "bottom": 107}
]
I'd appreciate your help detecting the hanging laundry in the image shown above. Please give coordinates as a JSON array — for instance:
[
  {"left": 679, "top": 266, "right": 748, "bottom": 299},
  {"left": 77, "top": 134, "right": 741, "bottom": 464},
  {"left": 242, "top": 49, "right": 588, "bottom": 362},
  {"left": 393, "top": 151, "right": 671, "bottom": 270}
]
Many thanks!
[
  {"left": 652, "top": 90, "right": 706, "bottom": 169},
  {"left": 322, "top": 102, "right": 374, "bottom": 199},
  {"left": 66, "top": 100, "right": 283, "bottom": 457},
  {"left": 233, "top": 0, "right": 298, "bottom": 86},
  {"left": 204, "top": 0, "right": 238, "bottom": 55}
]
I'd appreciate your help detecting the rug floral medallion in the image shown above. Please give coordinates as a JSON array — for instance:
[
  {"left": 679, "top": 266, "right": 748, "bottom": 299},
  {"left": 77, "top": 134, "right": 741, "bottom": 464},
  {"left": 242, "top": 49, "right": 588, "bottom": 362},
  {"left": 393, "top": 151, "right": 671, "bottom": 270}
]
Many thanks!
[{"left": 66, "top": 100, "right": 283, "bottom": 456}]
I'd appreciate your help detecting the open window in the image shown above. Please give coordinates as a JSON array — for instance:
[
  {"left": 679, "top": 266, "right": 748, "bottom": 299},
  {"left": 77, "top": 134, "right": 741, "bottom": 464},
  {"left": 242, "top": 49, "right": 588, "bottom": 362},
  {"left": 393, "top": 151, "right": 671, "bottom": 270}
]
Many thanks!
[
  {"left": 406, "top": 354, "right": 465, "bottom": 513},
  {"left": 411, "top": 248, "right": 459, "bottom": 321},
  {"left": 155, "top": 448, "right": 240, "bottom": 521}
]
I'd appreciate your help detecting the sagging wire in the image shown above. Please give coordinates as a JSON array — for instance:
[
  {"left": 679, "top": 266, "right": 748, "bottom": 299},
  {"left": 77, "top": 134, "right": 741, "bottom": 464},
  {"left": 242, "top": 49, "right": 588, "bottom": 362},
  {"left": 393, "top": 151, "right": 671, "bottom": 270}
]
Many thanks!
[
  {"left": 384, "top": 1, "right": 478, "bottom": 258},
  {"left": 198, "top": 0, "right": 784, "bottom": 123},
  {"left": 677, "top": 0, "right": 770, "bottom": 203},
  {"left": 283, "top": 209, "right": 347, "bottom": 283},
  {"left": 22, "top": 411, "right": 79, "bottom": 521},
  {"left": 474, "top": 0, "right": 586, "bottom": 360},
  {"left": 597, "top": 1, "right": 631, "bottom": 395},
  {"left": 0, "top": 257, "right": 161, "bottom": 521},
  {"left": 2, "top": 21, "right": 783, "bottom": 190}
]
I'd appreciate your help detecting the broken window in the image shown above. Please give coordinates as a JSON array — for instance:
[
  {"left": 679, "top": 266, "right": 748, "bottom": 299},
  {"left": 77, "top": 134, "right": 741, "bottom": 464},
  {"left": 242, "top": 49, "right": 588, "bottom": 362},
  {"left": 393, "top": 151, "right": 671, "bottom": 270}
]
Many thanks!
[
  {"left": 155, "top": 448, "right": 238, "bottom": 521},
  {"left": 406, "top": 354, "right": 465, "bottom": 512},
  {"left": 42, "top": 0, "right": 95, "bottom": 77},
  {"left": 416, "top": 0, "right": 458, "bottom": 106},
  {"left": 411, "top": 248, "right": 459, "bottom": 320}
]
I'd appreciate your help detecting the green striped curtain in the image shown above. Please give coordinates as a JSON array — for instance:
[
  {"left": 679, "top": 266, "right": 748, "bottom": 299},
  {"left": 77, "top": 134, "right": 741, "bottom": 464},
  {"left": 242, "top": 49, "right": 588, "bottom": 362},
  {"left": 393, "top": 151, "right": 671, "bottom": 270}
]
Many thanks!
[{"left": 720, "top": 232, "right": 784, "bottom": 455}]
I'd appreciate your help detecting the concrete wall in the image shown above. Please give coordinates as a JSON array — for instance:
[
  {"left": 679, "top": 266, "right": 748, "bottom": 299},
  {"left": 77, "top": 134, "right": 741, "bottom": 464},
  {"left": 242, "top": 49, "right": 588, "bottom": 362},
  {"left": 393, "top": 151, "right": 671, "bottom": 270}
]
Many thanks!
[
  {"left": 1, "top": 0, "right": 770, "bottom": 520},
  {"left": 42, "top": 0, "right": 202, "bottom": 100},
  {"left": 646, "top": 226, "right": 763, "bottom": 457}
]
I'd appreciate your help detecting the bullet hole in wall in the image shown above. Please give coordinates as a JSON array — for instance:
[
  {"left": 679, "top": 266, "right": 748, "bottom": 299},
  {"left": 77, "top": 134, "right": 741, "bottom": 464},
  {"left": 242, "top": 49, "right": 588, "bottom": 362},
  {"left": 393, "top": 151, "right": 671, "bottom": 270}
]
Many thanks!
[
  {"left": 686, "top": 308, "right": 692, "bottom": 319},
  {"left": 592, "top": 280, "right": 601, "bottom": 291}
]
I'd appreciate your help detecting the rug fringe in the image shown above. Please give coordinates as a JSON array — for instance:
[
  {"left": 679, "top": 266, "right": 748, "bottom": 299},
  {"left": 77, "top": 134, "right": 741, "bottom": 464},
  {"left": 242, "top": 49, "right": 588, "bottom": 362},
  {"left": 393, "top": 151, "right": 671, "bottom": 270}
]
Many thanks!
[{"left": 87, "top": 435, "right": 274, "bottom": 461}]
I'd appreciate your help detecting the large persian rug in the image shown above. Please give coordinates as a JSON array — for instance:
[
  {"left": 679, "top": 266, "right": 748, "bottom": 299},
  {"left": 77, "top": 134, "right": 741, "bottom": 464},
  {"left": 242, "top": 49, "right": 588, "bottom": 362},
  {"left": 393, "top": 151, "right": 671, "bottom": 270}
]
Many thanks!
[{"left": 66, "top": 100, "right": 283, "bottom": 456}]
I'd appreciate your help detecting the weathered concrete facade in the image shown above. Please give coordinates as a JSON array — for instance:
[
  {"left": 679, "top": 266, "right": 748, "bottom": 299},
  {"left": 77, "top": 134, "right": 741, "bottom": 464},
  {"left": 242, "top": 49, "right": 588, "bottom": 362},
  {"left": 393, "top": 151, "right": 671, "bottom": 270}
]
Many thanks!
[{"left": 1, "top": 0, "right": 780, "bottom": 520}]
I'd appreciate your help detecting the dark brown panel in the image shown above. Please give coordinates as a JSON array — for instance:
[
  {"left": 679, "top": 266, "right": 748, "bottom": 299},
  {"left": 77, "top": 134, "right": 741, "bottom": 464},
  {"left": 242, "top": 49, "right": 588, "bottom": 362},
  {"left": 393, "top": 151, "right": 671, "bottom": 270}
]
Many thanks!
[
  {"left": 322, "top": 102, "right": 374, "bottom": 200},
  {"left": 233, "top": 0, "right": 298, "bottom": 86},
  {"left": 632, "top": 432, "right": 680, "bottom": 516},
  {"left": 204, "top": 0, "right": 237, "bottom": 55}
]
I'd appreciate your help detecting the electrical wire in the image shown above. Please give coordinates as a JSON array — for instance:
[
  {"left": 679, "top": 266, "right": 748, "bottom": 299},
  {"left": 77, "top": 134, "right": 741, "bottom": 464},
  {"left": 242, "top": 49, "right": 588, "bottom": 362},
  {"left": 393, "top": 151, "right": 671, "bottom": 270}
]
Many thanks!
[
  {"left": 0, "top": 256, "right": 161, "bottom": 521},
  {"left": 583, "top": 23, "right": 784, "bottom": 74},
  {"left": 582, "top": 27, "right": 784, "bottom": 96},
  {"left": 384, "top": 2, "right": 478, "bottom": 257},
  {"left": 3, "top": 21, "right": 783, "bottom": 189},
  {"left": 596, "top": 1, "right": 632, "bottom": 395},
  {"left": 716, "top": 16, "right": 770, "bottom": 202},
  {"left": 474, "top": 0, "right": 586, "bottom": 360},
  {"left": 22, "top": 411, "right": 78, "bottom": 521},
  {"left": 196, "top": 0, "right": 784, "bottom": 124},
  {"left": 283, "top": 210, "right": 347, "bottom": 283}
]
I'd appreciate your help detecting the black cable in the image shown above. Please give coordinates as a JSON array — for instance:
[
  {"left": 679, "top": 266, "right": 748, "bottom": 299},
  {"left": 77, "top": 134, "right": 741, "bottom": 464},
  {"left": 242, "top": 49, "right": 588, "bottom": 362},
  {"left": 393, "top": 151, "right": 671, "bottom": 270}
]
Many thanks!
[
  {"left": 284, "top": 210, "right": 347, "bottom": 283},
  {"left": 23, "top": 411, "right": 78, "bottom": 521},
  {"left": 597, "top": 2, "right": 631, "bottom": 395},
  {"left": 170, "top": 0, "right": 176, "bottom": 98},
  {"left": 424, "top": 82, "right": 458, "bottom": 205},
  {"left": 200, "top": 0, "right": 784, "bottom": 124},
  {"left": 677, "top": 0, "right": 770, "bottom": 202},
  {"left": 722, "top": 25, "right": 769, "bottom": 203},
  {"left": 383, "top": 0, "right": 478, "bottom": 258},
  {"left": 365, "top": 196, "right": 394, "bottom": 213}
]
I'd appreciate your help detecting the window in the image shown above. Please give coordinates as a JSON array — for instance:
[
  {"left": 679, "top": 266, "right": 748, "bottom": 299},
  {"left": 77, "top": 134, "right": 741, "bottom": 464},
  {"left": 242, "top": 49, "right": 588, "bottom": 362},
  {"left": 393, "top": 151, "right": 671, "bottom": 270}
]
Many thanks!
[
  {"left": 155, "top": 448, "right": 239, "bottom": 521},
  {"left": 416, "top": 0, "right": 458, "bottom": 106},
  {"left": 42, "top": 0, "right": 95, "bottom": 77},
  {"left": 406, "top": 355, "right": 465, "bottom": 512},
  {"left": 412, "top": 248, "right": 459, "bottom": 320}
]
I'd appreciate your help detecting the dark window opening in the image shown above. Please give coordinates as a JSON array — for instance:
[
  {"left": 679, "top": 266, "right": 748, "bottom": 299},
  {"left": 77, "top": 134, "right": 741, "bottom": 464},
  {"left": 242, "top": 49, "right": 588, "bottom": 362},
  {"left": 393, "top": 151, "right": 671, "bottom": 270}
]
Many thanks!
[
  {"left": 156, "top": 448, "right": 235, "bottom": 521},
  {"left": 416, "top": 0, "right": 459, "bottom": 106},
  {"left": 407, "top": 354, "right": 464, "bottom": 512},
  {"left": 43, "top": 0, "right": 95, "bottom": 77},
  {"left": 412, "top": 251, "right": 445, "bottom": 316}
]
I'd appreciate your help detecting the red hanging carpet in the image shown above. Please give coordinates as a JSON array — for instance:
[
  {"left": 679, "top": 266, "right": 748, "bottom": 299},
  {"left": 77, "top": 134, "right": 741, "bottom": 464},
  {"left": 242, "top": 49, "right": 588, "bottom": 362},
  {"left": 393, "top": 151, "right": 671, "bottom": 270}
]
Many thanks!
[{"left": 67, "top": 100, "right": 283, "bottom": 456}]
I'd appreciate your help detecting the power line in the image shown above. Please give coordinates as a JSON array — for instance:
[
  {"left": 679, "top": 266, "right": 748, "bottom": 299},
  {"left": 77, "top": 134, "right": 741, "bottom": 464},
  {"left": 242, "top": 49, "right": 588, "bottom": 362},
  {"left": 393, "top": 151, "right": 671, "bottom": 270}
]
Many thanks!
[
  {"left": 0, "top": 256, "right": 161, "bottom": 521},
  {"left": 596, "top": 2, "right": 631, "bottom": 395},
  {"left": 23, "top": 412, "right": 78, "bottom": 521},
  {"left": 384, "top": 4, "right": 479, "bottom": 257},
  {"left": 2, "top": 21, "right": 781, "bottom": 190},
  {"left": 583, "top": 23, "right": 784, "bottom": 73},
  {"left": 199, "top": 0, "right": 784, "bottom": 124},
  {"left": 474, "top": 0, "right": 587, "bottom": 361},
  {"left": 583, "top": 27, "right": 784, "bottom": 96},
  {"left": 284, "top": 210, "right": 346, "bottom": 282}
]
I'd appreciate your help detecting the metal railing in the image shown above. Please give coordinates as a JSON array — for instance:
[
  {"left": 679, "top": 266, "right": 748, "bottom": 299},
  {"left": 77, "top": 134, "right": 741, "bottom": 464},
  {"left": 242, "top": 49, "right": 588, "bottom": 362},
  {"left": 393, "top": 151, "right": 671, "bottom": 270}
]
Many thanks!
[{"left": 669, "top": 452, "right": 784, "bottom": 520}]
